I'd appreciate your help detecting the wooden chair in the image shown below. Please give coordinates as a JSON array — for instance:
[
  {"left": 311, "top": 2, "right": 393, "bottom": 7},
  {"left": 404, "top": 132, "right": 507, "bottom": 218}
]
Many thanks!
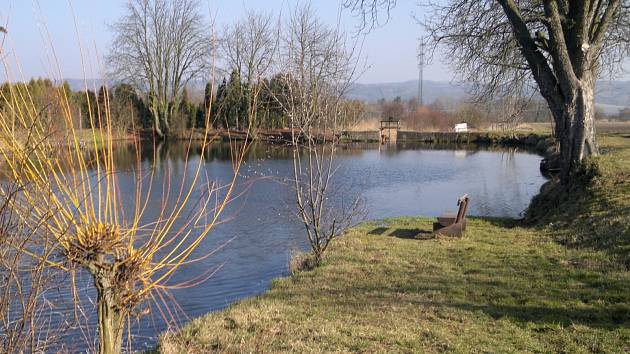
[{"left": 433, "top": 194, "right": 470, "bottom": 237}]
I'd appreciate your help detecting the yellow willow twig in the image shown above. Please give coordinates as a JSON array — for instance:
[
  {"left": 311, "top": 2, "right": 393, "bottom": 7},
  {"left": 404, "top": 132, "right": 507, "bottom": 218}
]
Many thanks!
[
  {"left": 0, "top": 59, "right": 249, "bottom": 288},
  {"left": 0, "top": 14, "right": 253, "bottom": 350}
]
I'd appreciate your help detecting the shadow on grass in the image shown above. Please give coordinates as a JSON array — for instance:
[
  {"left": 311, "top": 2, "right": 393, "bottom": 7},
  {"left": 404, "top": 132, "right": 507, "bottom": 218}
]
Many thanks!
[
  {"left": 367, "top": 227, "right": 433, "bottom": 240},
  {"left": 277, "top": 270, "right": 630, "bottom": 330},
  {"left": 367, "top": 227, "right": 389, "bottom": 236},
  {"left": 422, "top": 301, "right": 630, "bottom": 329},
  {"left": 471, "top": 216, "right": 520, "bottom": 228},
  {"left": 390, "top": 228, "right": 433, "bottom": 240}
]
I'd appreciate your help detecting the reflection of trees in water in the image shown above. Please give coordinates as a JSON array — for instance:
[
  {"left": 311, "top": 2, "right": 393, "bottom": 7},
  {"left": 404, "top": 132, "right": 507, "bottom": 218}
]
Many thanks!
[
  {"left": 379, "top": 143, "right": 399, "bottom": 156},
  {"left": 150, "top": 141, "right": 372, "bottom": 163},
  {"left": 153, "top": 141, "right": 294, "bottom": 163},
  {"left": 44, "top": 141, "right": 536, "bottom": 175},
  {"left": 498, "top": 147, "right": 526, "bottom": 217},
  {"left": 396, "top": 142, "right": 538, "bottom": 156},
  {"left": 500, "top": 147, "right": 517, "bottom": 166},
  {"left": 338, "top": 143, "right": 377, "bottom": 156},
  {"left": 241, "top": 142, "right": 293, "bottom": 161},
  {"left": 0, "top": 143, "right": 145, "bottom": 177}
]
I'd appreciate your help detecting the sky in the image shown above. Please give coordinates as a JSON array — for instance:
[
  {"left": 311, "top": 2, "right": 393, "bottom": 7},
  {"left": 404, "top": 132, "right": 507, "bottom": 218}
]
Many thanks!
[
  {"left": 4, "top": 1, "right": 626, "bottom": 85},
  {"left": 1, "top": 0, "right": 451, "bottom": 84}
]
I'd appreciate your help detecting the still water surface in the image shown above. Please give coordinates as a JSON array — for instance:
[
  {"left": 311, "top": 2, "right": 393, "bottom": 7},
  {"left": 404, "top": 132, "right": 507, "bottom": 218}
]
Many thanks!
[{"left": 57, "top": 142, "right": 547, "bottom": 351}]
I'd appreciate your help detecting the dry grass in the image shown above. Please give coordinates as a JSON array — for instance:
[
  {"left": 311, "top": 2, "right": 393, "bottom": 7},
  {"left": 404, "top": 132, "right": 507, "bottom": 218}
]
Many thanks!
[
  {"left": 346, "top": 118, "right": 380, "bottom": 131},
  {"left": 485, "top": 121, "right": 630, "bottom": 135},
  {"left": 595, "top": 121, "right": 630, "bottom": 134}
]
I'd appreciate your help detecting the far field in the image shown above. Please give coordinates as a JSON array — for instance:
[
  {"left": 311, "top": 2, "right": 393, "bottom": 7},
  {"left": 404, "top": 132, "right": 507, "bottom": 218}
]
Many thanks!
[
  {"left": 520, "top": 121, "right": 630, "bottom": 134},
  {"left": 348, "top": 120, "right": 630, "bottom": 135}
]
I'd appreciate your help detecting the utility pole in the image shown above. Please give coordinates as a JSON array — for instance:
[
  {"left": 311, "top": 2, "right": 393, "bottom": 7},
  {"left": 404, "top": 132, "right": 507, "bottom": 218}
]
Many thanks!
[{"left": 417, "top": 38, "right": 425, "bottom": 107}]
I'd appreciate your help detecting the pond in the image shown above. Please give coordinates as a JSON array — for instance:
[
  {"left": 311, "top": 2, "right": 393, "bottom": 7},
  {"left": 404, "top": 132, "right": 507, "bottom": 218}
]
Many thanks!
[{"left": 48, "top": 141, "right": 547, "bottom": 351}]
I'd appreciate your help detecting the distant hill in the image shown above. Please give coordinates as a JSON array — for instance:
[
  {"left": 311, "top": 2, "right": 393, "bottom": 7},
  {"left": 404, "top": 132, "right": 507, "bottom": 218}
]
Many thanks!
[
  {"left": 596, "top": 81, "right": 630, "bottom": 112},
  {"left": 347, "top": 80, "right": 469, "bottom": 103},
  {"left": 61, "top": 78, "right": 113, "bottom": 92},
  {"left": 348, "top": 79, "right": 630, "bottom": 114},
  {"left": 60, "top": 78, "right": 630, "bottom": 115},
  {"left": 61, "top": 78, "right": 209, "bottom": 92}
]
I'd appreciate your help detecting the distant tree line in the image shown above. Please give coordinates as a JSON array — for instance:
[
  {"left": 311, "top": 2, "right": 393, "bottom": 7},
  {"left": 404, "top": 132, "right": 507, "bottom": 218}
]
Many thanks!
[
  {"left": 0, "top": 79, "right": 152, "bottom": 134},
  {"left": 375, "top": 94, "right": 630, "bottom": 132},
  {"left": 0, "top": 76, "right": 365, "bottom": 136},
  {"left": 105, "top": 0, "right": 369, "bottom": 139},
  {"left": 374, "top": 95, "right": 562, "bottom": 131},
  {"left": 613, "top": 107, "right": 630, "bottom": 121}
]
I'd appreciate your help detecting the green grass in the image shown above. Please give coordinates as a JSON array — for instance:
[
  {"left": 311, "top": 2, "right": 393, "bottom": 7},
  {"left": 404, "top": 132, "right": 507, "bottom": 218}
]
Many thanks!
[{"left": 158, "top": 134, "right": 630, "bottom": 353}]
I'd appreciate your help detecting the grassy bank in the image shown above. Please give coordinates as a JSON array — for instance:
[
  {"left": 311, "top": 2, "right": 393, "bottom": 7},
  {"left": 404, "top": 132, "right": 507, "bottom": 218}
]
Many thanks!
[
  {"left": 158, "top": 134, "right": 630, "bottom": 353},
  {"left": 527, "top": 134, "right": 630, "bottom": 267}
]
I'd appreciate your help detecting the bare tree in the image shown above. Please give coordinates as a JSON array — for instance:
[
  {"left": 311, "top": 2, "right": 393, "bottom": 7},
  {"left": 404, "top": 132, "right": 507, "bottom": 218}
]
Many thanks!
[
  {"left": 219, "top": 10, "right": 278, "bottom": 132},
  {"left": 220, "top": 10, "right": 278, "bottom": 86},
  {"left": 349, "top": 0, "right": 629, "bottom": 184},
  {"left": 379, "top": 97, "right": 405, "bottom": 120},
  {"left": 0, "top": 182, "right": 68, "bottom": 354},
  {"left": 425, "top": 0, "right": 630, "bottom": 183},
  {"left": 0, "top": 84, "right": 246, "bottom": 354},
  {"left": 342, "top": 0, "right": 397, "bottom": 33},
  {"left": 1, "top": 42, "right": 246, "bottom": 354},
  {"left": 108, "top": 0, "right": 211, "bottom": 139},
  {"left": 275, "top": 4, "right": 362, "bottom": 265}
]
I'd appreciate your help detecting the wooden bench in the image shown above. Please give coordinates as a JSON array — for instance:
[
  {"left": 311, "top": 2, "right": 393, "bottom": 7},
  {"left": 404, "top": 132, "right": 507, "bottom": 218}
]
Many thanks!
[{"left": 433, "top": 194, "right": 470, "bottom": 237}]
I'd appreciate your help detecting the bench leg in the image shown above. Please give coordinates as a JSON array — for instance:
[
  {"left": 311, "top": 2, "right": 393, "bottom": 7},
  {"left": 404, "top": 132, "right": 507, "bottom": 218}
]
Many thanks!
[{"left": 433, "top": 222, "right": 464, "bottom": 237}]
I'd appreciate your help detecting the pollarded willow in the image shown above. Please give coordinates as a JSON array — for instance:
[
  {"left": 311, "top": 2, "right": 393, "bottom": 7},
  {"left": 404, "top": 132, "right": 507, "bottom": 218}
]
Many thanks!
[{"left": 0, "top": 30, "right": 246, "bottom": 354}]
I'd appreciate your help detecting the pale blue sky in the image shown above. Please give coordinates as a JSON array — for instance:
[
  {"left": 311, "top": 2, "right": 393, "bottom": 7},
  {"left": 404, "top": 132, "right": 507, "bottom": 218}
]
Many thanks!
[
  {"left": 2, "top": 0, "right": 453, "bottom": 84},
  {"left": 5, "top": 1, "right": 626, "bottom": 84}
]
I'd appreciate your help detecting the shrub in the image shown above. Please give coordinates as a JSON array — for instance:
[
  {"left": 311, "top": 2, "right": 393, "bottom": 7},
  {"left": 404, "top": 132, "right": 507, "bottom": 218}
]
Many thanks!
[{"left": 289, "top": 251, "right": 319, "bottom": 274}]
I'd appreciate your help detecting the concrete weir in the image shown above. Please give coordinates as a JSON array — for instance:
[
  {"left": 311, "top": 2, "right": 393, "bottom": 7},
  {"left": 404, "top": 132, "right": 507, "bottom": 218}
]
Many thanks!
[{"left": 379, "top": 119, "right": 400, "bottom": 144}]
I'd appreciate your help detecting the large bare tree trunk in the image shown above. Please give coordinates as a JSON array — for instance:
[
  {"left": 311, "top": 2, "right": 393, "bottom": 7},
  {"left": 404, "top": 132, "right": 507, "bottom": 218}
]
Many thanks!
[
  {"left": 550, "top": 72, "right": 599, "bottom": 184},
  {"left": 148, "top": 97, "right": 171, "bottom": 139},
  {"left": 576, "top": 74, "right": 599, "bottom": 160},
  {"left": 152, "top": 112, "right": 164, "bottom": 139},
  {"left": 160, "top": 108, "right": 171, "bottom": 138}
]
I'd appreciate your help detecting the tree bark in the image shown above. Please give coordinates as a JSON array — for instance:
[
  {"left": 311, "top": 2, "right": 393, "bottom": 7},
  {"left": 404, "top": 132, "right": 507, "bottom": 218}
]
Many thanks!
[
  {"left": 551, "top": 73, "right": 599, "bottom": 184},
  {"left": 494, "top": 0, "right": 607, "bottom": 184},
  {"left": 149, "top": 103, "right": 170, "bottom": 139},
  {"left": 159, "top": 108, "right": 170, "bottom": 138},
  {"left": 95, "top": 276, "right": 126, "bottom": 354}
]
